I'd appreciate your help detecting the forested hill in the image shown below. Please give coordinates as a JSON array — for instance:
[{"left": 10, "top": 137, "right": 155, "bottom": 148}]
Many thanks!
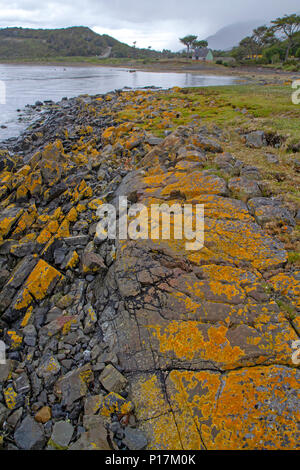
[{"left": 0, "top": 26, "right": 157, "bottom": 59}]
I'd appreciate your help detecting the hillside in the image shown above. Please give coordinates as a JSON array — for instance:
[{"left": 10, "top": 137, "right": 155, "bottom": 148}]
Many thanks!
[
  {"left": 0, "top": 26, "right": 158, "bottom": 59},
  {"left": 206, "top": 20, "right": 266, "bottom": 50}
]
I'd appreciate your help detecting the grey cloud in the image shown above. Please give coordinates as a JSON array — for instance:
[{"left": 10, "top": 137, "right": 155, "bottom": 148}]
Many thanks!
[{"left": 0, "top": 0, "right": 299, "bottom": 50}]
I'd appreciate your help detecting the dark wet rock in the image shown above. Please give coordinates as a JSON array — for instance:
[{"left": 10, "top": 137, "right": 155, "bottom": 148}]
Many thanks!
[
  {"left": 14, "top": 416, "right": 45, "bottom": 450},
  {"left": 99, "top": 364, "right": 128, "bottom": 394},
  {"left": 44, "top": 182, "right": 67, "bottom": 202},
  {"left": 0, "top": 403, "right": 9, "bottom": 426},
  {"left": 81, "top": 252, "right": 106, "bottom": 274},
  {"left": 51, "top": 404, "right": 67, "bottom": 420},
  {"left": 54, "top": 364, "right": 94, "bottom": 409},
  {"left": 248, "top": 197, "right": 295, "bottom": 227},
  {"left": 69, "top": 425, "right": 110, "bottom": 450},
  {"left": 240, "top": 165, "right": 261, "bottom": 180},
  {"left": 265, "top": 153, "right": 279, "bottom": 164},
  {"left": 14, "top": 372, "right": 30, "bottom": 395},
  {"left": 64, "top": 235, "right": 89, "bottom": 246},
  {"left": 7, "top": 408, "right": 23, "bottom": 429},
  {"left": 23, "top": 324, "right": 37, "bottom": 347},
  {"left": 122, "top": 426, "right": 148, "bottom": 450},
  {"left": 245, "top": 131, "right": 267, "bottom": 148},
  {"left": 228, "top": 177, "right": 262, "bottom": 202},
  {"left": 48, "top": 420, "right": 74, "bottom": 450}
]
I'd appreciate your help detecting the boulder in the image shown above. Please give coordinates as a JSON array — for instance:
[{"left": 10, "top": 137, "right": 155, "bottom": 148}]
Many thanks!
[
  {"left": 82, "top": 252, "right": 107, "bottom": 274},
  {"left": 99, "top": 364, "right": 128, "bottom": 394},
  {"left": 48, "top": 421, "right": 74, "bottom": 450},
  {"left": 228, "top": 177, "right": 262, "bottom": 202},
  {"left": 69, "top": 426, "right": 110, "bottom": 450},
  {"left": 245, "top": 131, "right": 267, "bottom": 148},
  {"left": 14, "top": 416, "right": 45, "bottom": 450},
  {"left": 265, "top": 153, "right": 279, "bottom": 164},
  {"left": 54, "top": 364, "right": 94, "bottom": 408},
  {"left": 248, "top": 198, "right": 295, "bottom": 227},
  {"left": 123, "top": 426, "right": 148, "bottom": 450},
  {"left": 0, "top": 206, "right": 24, "bottom": 238},
  {"left": 34, "top": 406, "right": 51, "bottom": 424}
]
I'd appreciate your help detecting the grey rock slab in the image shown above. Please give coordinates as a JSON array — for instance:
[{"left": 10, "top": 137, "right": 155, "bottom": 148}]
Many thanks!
[
  {"left": 122, "top": 426, "right": 148, "bottom": 450},
  {"left": 48, "top": 420, "right": 74, "bottom": 449},
  {"left": 248, "top": 198, "right": 295, "bottom": 227},
  {"left": 99, "top": 364, "right": 128, "bottom": 393},
  {"left": 14, "top": 416, "right": 45, "bottom": 450},
  {"left": 245, "top": 131, "right": 267, "bottom": 148},
  {"left": 54, "top": 364, "right": 94, "bottom": 409},
  {"left": 228, "top": 177, "right": 262, "bottom": 202}
]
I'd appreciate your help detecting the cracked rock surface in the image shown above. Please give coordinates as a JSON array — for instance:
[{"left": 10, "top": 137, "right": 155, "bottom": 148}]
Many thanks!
[{"left": 0, "top": 89, "right": 299, "bottom": 450}]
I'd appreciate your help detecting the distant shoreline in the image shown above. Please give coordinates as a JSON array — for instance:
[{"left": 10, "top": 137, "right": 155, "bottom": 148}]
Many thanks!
[{"left": 0, "top": 58, "right": 298, "bottom": 82}]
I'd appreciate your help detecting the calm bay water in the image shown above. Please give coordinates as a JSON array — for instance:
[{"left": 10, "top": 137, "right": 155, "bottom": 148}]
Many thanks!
[{"left": 0, "top": 64, "right": 237, "bottom": 140}]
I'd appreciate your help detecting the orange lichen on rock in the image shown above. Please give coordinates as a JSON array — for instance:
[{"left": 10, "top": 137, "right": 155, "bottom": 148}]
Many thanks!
[
  {"left": 100, "top": 392, "right": 134, "bottom": 417},
  {"left": 0, "top": 90, "right": 298, "bottom": 451},
  {"left": 56, "top": 219, "right": 70, "bottom": 238},
  {"left": 102, "top": 126, "right": 116, "bottom": 144},
  {"left": 0, "top": 206, "right": 24, "bottom": 238},
  {"left": 25, "top": 259, "right": 63, "bottom": 300},
  {"left": 103, "top": 113, "right": 299, "bottom": 450},
  {"left": 65, "top": 251, "right": 79, "bottom": 269},
  {"left": 166, "top": 367, "right": 299, "bottom": 450},
  {"left": 66, "top": 207, "right": 78, "bottom": 222},
  {"left": 269, "top": 272, "right": 300, "bottom": 309},
  {"left": 12, "top": 259, "right": 63, "bottom": 312},
  {"left": 149, "top": 322, "right": 245, "bottom": 368}
]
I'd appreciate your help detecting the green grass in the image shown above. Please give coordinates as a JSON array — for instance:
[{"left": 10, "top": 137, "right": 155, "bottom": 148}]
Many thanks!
[
  {"left": 0, "top": 56, "right": 138, "bottom": 65},
  {"left": 119, "top": 84, "right": 300, "bottom": 143},
  {"left": 288, "top": 251, "right": 300, "bottom": 265},
  {"left": 157, "top": 84, "right": 300, "bottom": 143},
  {"left": 276, "top": 299, "right": 297, "bottom": 320}
]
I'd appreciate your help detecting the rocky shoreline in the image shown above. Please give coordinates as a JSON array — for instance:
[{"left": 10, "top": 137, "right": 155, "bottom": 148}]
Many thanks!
[{"left": 0, "top": 88, "right": 299, "bottom": 450}]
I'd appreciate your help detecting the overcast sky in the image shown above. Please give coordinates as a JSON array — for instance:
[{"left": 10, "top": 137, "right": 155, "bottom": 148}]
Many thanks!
[{"left": 0, "top": 0, "right": 299, "bottom": 50}]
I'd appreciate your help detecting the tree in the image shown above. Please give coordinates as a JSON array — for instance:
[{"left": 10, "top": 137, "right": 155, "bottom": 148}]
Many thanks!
[
  {"left": 271, "top": 14, "right": 300, "bottom": 61},
  {"left": 192, "top": 40, "right": 208, "bottom": 50},
  {"left": 179, "top": 35, "right": 197, "bottom": 55},
  {"left": 239, "top": 36, "right": 257, "bottom": 59},
  {"left": 263, "top": 43, "right": 285, "bottom": 63},
  {"left": 252, "top": 26, "right": 277, "bottom": 52}
]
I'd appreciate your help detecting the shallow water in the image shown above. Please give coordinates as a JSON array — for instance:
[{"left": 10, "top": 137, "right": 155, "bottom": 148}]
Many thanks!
[{"left": 0, "top": 64, "right": 237, "bottom": 140}]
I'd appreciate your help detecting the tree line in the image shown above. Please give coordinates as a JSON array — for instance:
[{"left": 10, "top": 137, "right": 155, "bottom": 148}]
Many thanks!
[
  {"left": 179, "top": 35, "right": 208, "bottom": 55},
  {"left": 231, "top": 13, "right": 300, "bottom": 65}
]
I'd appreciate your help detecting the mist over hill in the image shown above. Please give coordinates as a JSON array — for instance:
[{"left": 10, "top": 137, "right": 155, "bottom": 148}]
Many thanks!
[{"left": 206, "top": 20, "right": 266, "bottom": 50}]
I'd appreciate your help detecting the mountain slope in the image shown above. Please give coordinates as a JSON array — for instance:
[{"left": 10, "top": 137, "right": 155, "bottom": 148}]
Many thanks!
[
  {"left": 0, "top": 26, "right": 157, "bottom": 59},
  {"left": 206, "top": 20, "right": 266, "bottom": 50}
]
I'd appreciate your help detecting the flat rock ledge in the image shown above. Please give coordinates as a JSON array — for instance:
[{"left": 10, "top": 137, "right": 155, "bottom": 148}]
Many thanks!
[{"left": 0, "top": 89, "right": 299, "bottom": 450}]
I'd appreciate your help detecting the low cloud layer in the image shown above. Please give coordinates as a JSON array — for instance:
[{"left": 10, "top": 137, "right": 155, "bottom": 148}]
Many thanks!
[{"left": 0, "top": 0, "right": 299, "bottom": 50}]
